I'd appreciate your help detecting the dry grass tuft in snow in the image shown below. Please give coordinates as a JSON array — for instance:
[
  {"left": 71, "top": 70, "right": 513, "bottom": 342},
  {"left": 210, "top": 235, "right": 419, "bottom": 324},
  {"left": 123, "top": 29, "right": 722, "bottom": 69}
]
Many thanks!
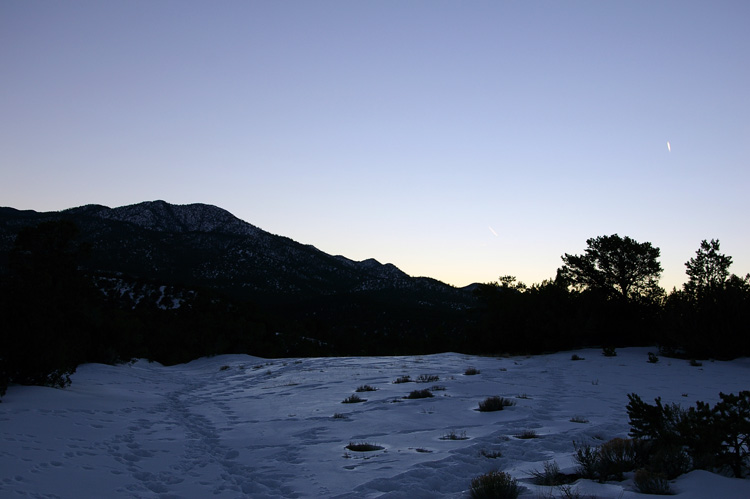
[
  {"left": 341, "top": 394, "right": 366, "bottom": 404},
  {"left": 355, "top": 384, "right": 377, "bottom": 392}
]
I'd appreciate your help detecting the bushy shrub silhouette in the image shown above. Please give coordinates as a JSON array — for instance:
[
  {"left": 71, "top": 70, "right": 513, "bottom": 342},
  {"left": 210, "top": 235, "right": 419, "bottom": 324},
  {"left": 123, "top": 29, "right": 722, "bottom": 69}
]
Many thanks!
[{"left": 626, "top": 391, "right": 750, "bottom": 478}]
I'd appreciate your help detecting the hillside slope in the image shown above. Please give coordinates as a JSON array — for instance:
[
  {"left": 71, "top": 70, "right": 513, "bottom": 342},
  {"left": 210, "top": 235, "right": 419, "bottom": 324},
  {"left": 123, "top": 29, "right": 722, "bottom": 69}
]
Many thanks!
[{"left": 0, "top": 200, "right": 468, "bottom": 305}]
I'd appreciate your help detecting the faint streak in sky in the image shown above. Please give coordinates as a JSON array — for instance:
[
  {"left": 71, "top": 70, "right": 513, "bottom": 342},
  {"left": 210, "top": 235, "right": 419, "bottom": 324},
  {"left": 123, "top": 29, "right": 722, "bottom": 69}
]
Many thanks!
[
  {"left": 667, "top": 140, "right": 671, "bottom": 153},
  {"left": 488, "top": 226, "right": 499, "bottom": 237}
]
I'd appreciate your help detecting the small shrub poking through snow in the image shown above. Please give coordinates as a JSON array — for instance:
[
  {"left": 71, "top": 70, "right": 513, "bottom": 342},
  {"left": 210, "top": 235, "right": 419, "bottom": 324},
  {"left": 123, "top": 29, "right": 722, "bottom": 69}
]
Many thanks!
[
  {"left": 355, "top": 385, "right": 377, "bottom": 392},
  {"left": 342, "top": 394, "right": 365, "bottom": 404},
  {"left": 478, "top": 396, "right": 515, "bottom": 412},
  {"left": 393, "top": 375, "right": 413, "bottom": 384},
  {"left": 470, "top": 470, "right": 521, "bottom": 499},
  {"left": 440, "top": 429, "right": 468, "bottom": 440},
  {"left": 633, "top": 469, "right": 673, "bottom": 495},
  {"left": 602, "top": 346, "right": 617, "bottom": 357},
  {"left": 405, "top": 389, "right": 434, "bottom": 399},
  {"left": 514, "top": 429, "right": 539, "bottom": 439},
  {"left": 464, "top": 367, "right": 481, "bottom": 375},
  {"left": 571, "top": 354, "right": 585, "bottom": 361},
  {"left": 416, "top": 374, "right": 439, "bottom": 383},
  {"left": 573, "top": 440, "right": 600, "bottom": 479},
  {"left": 569, "top": 415, "right": 589, "bottom": 424},
  {"left": 648, "top": 352, "right": 659, "bottom": 363},
  {"left": 598, "top": 437, "right": 636, "bottom": 481},
  {"left": 346, "top": 442, "right": 383, "bottom": 452},
  {"left": 557, "top": 485, "right": 586, "bottom": 499},
  {"left": 529, "top": 460, "right": 567, "bottom": 486}
]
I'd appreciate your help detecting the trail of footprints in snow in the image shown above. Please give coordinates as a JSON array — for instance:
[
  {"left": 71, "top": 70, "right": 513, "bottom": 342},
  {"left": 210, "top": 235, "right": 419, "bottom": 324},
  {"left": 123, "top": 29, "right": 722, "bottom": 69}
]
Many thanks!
[{"left": 103, "top": 373, "right": 302, "bottom": 497}]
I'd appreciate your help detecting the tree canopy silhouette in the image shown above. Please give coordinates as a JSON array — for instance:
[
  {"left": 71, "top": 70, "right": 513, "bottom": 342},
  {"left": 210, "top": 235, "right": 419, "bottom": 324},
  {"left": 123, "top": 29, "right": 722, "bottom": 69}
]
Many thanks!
[
  {"left": 558, "top": 234, "right": 662, "bottom": 301},
  {"left": 684, "top": 239, "right": 732, "bottom": 298}
]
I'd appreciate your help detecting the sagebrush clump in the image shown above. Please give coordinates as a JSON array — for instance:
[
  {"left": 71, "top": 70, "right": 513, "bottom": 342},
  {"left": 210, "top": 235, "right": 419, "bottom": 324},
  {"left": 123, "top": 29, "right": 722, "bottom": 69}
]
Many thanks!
[
  {"left": 573, "top": 440, "right": 600, "bottom": 479},
  {"left": 469, "top": 470, "right": 520, "bottom": 499},
  {"left": 529, "top": 460, "right": 567, "bottom": 486},
  {"left": 633, "top": 469, "right": 672, "bottom": 495},
  {"left": 405, "top": 389, "right": 434, "bottom": 399},
  {"left": 514, "top": 429, "right": 539, "bottom": 439},
  {"left": 598, "top": 437, "right": 637, "bottom": 481},
  {"left": 478, "top": 396, "right": 515, "bottom": 412},
  {"left": 627, "top": 391, "right": 750, "bottom": 478},
  {"left": 568, "top": 390, "right": 750, "bottom": 485}
]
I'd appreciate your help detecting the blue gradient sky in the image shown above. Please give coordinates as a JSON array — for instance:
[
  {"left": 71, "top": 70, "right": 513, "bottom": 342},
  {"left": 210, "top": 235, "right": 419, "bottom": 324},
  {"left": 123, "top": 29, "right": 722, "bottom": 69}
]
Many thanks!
[{"left": 2, "top": 1, "right": 748, "bottom": 289}]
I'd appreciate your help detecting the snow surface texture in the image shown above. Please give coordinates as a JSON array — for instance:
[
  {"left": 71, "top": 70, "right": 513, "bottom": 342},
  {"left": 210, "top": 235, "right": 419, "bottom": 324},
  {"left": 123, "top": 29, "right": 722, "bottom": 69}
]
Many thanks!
[{"left": 1, "top": 348, "right": 749, "bottom": 498}]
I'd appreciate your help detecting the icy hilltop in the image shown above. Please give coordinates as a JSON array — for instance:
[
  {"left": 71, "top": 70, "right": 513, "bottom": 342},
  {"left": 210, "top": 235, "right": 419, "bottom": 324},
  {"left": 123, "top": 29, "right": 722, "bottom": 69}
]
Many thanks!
[{"left": 1, "top": 348, "right": 749, "bottom": 498}]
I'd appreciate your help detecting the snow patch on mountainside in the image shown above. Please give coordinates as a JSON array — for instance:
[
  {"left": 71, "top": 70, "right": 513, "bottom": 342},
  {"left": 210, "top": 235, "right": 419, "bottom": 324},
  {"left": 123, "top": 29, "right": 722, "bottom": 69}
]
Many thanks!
[{"left": 68, "top": 200, "right": 261, "bottom": 236}]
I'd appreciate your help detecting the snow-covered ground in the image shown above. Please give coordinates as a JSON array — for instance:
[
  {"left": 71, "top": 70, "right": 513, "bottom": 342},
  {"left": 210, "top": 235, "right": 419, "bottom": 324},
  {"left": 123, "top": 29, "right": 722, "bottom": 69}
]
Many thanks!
[{"left": 1, "top": 347, "right": 749, "bottom": 498}]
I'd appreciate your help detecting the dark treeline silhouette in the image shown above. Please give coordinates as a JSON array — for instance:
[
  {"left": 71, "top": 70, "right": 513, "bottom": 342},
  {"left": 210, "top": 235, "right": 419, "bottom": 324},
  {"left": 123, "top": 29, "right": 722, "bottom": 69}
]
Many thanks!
[
  {"left": 469, "top": 235, "right": 750, "bottom": 358},
  {"left": 661, "top": 239, "right": 750, "bottom": 359},
  {"left": 1, "top": 225, "right": 748, "bottom": 397}
]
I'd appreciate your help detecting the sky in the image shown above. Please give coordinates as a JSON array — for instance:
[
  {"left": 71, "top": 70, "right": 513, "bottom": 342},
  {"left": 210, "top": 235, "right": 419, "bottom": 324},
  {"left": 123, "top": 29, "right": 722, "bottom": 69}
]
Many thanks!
[{"left": 2, "top": 1, "right": 748, "bottom": 290}]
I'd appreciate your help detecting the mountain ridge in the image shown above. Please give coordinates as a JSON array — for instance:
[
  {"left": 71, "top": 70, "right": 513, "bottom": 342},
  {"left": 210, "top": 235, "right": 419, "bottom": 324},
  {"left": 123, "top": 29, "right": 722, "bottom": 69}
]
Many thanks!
[{"left": 0, "top": 200, "right": 469, "bottom": 308}]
